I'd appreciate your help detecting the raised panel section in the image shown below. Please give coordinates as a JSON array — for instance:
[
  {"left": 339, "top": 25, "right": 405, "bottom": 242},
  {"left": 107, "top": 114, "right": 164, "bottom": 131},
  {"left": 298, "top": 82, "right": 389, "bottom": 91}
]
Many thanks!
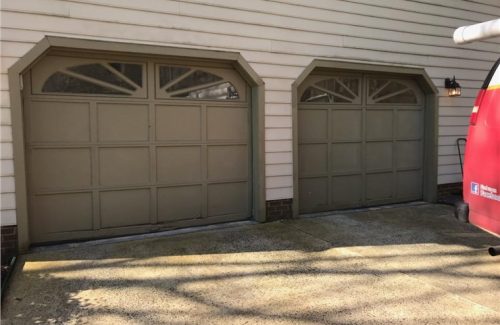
[
  {"left": 157, "top": 146, "right": 202, "bottom": 184},
  {"left": 157, "top": 186, "right": 202, "bottom": 222},
  {"left": 97, "top": 103, "right": 149, "bottom": 141},
  {"left": 100, "top": 189, "right": 150, "bottom": 228},
  {"left": 207, "top": 107, "right": 248, "bottom": 141},
  {"left": 331, "top": 175, "right": 362, "bottom": 207},
  {"left": 299, "top": 144, "right": 327, "bottom": 176},
  {"left": 207, "top": 145, "right": 248, "bottom": 180},
  {"left": 31, "top": 193, "right": 93, "bottom": 234},
  {"left": 299, "top": 177, "right": 328, "bottom": 213},
  {"left": 366, "top": 110, "right": 393, "bottom": 140},
  {"left": 397, "top": 110, "right": 422, "bottom": 139},
  {"left": 397, "top": 170, "right": 423, "bottom": 199},
  {"left": 366, "top": 142, "right": 393, "bottom": 171},
  {"left": 298, "top": 109, "right": 328, "bottom": 140},
  {"left": 29, "top": 101, "right": 90, "bottom": 142},
  {"left": 99, "top": 147, "right": 149, "bottom": 186},
  {"left": 156, "top": 105, "right": 201, "bottom": 141},
  {"left": 30, "top": 148, "right": 91, "bottom": 191},
  {"left": 366, "top": 173, "right": 393, "bottom": 201},
  {"left": 331, "top": 110, "right": 362, "bottom": 141},
  {"left": 207, "top": 182, "right": 248, "bottom": 217},
  {"left": 396, "top": 141, "right": 422, "bottom": 169},
  {"left": 331, "top": 143, "right": 362, "bottom": 173}
]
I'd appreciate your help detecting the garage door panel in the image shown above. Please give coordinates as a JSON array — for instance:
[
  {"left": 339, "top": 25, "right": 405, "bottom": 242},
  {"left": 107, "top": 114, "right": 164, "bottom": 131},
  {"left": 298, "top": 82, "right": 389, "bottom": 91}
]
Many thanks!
[
  {"left": 299, "top": 177, "right": 328, "bottom": 212},
  {"left": 100, "top": 189, "right": 150, "bottom": 228},
  {"left": 157, "top": 186, "right": 202, "bottom": 222},
  {"left": 156, "top": 105, "right": 201, "bottom": 141},
  {"left": 396, "top": 141, "right": 422, "bottom": 169},
  {"left": 29, "top": 101, "right": 90, "bottom": 143},
  {"left": 31, "top": 193, "right": 93, "bottom": 234},
  {"left": 331, "top": 175, "right": 362, "bottom": 208},
  {"left": 208, "top": 182, "right": 248, "bottom": 217},
  {"left": 207, "top": 145, "right": 248, "bottom": 180},
  {"left": 366, "top": 142, "right": 393, "bottom": 172},
  {"left": 331, "top": 110, "right": 362, "bottom": 141},
  {"left": 299, "top": 144, "right": 328, "bottom": 175},
  {"left": 207, "top": 107, "right": 248, "bottom": 141},
  {"left": 157, "top": 146, "right": 202, "bottom": 184},
  {"left": 31, "top": 148, "right": 91, "bottom": 191},
  {"left": 397, "top": 170, "right": 422, "bottom": 199},
  {"left": 366, "top": 173, "right": 393, "bottom": 201},
  {"left": 298, "top": 110, "right": 328, "bottom": 141},
  {"left": 97, "top": 103, "right": 149, "bottom": 142},
  {"left": 99, "top": 147, "right": 150, "bottom": 186},
  {"left": 366, "top": 110, "right": 393, "bottom": 140},
  {"left": 331, "top": 143, "right": 361, "bottom": 173},
  {"left": 397, "top": 111, "right": 422, "bottom": 139}
]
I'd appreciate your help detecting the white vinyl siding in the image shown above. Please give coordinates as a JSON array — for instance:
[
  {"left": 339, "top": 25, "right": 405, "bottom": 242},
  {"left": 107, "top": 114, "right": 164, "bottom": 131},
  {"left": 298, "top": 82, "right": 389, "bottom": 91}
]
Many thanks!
[{"left": 1, "top": 0, "right": 499, "bottom": 225}]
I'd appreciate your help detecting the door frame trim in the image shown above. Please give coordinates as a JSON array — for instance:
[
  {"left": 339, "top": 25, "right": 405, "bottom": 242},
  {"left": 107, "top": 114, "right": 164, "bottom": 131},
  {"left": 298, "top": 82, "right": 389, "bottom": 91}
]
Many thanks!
[
  {"left": 292, "top": 59, "right": 438, "bottom": 217},
  {"left": 8, "top": 36, "right": 266, "bottom": 251}
]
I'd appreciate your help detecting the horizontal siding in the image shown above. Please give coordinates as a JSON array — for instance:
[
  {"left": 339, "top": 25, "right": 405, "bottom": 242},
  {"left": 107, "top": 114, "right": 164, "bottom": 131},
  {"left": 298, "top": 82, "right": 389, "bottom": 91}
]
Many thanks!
[
  {"left": 1, "top": 0, "right": 499, "bottom": 224},
  {"left": 0, "top": 210, "right": 16, "bottom": 226}
]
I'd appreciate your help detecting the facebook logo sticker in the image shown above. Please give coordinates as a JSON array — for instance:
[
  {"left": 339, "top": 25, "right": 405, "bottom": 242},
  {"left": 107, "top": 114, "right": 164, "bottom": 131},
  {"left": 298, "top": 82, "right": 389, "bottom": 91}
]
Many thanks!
[{"left": 471, "top": 182, "right": 479, "bottom": 195}]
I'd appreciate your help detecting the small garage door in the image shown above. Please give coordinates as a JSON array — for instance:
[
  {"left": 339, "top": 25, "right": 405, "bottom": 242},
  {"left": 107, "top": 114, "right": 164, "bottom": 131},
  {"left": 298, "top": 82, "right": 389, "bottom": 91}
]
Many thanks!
[
  {"left": 298, "top": 73, "right": 424, "bottom": 213},
  {"left": 24, "top": 53, "right": 251, "bottom": 243}
]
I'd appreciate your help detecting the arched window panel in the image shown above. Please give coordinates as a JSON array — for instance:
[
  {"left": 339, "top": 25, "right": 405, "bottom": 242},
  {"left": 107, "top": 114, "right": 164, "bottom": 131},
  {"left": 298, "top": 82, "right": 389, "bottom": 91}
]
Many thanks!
[
  {"left": 301, "top": 87, "right": 350, "bottom": 103},
  {"left": 33, "top": 56, "right": 146, "bottom": 97},
  {"left": 156, "top": 65, "right": 245, "bottom": 101},
  {"left": 172, "top": 82, "right": 239, "bottom": 100},
  {"left": 42, "top": 72, "right": 128, "bottom": 95},
  {"left": 108, "top": 63, "right": 143, "bottom": 87},
  {"left": 368, "top": 79, "right": 420, "bottom": 105},
  {"left": 158, "top": 66, "right": 190, "bottom": 89},
  {"left": 167, "top": 70, "right": 223, "bottom": 92},
  {"left": 68, "top": 64, "right": 137, "bottom": 90},
  {"left": 300, "top": 76, "right": 361, "bottom": 104}
]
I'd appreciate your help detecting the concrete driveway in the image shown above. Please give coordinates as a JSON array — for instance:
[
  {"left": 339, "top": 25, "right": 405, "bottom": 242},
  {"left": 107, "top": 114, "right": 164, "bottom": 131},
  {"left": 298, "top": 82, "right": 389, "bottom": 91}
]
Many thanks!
[{"left": 2, "top": 204, "right": 500, "bottom": 324}]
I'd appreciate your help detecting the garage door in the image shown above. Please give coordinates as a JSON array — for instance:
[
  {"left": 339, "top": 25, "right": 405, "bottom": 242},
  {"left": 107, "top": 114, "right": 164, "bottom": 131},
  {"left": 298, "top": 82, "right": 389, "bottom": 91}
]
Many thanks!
[
  {"left": 298, "top": 73, "right": 424, "bottom": 213},
  {"left": 24, "top": 53, "right": 251, "bottom": 243}
]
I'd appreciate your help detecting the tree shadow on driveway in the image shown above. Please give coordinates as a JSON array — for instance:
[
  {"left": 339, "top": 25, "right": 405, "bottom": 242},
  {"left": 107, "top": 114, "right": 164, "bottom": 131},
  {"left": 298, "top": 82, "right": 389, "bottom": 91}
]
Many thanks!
[{"left": 2, "top": 204, "right": 500, "bottom": 324}]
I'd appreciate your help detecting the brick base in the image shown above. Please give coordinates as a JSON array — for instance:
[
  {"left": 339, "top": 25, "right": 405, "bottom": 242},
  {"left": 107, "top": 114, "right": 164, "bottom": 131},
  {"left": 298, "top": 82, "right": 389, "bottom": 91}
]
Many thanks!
[
  {"left": 437, "top": 182, "right": 463, "bottom": 200},
  {"left": 1, "top": 226, "right": 18, "bottom": 265},
  {"left": 266, "top": 199, "right": 293, "bottom": 221}
]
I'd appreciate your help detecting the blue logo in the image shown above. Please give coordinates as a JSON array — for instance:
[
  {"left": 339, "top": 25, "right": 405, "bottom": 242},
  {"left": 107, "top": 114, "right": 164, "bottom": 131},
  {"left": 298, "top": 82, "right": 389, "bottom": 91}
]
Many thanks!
[{"left": 471, "top": 182, "right": 479, "bottom": 195}]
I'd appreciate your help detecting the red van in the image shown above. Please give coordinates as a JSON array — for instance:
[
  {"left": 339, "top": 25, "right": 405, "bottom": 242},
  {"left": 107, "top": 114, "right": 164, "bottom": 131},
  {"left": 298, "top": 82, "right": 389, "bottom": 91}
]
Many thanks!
[{"left": 457, "top": 58, "right": 500, "bottom": 235}]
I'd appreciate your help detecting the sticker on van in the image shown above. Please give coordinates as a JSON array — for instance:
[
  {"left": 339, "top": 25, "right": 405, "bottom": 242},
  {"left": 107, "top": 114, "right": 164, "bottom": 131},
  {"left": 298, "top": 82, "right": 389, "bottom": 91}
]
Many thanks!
[
  {"left": 471, "top": 182, "right": 500, "bottom": 202},
  {"left": 471, "top": 182, "right": 479, "bottom": 195}
]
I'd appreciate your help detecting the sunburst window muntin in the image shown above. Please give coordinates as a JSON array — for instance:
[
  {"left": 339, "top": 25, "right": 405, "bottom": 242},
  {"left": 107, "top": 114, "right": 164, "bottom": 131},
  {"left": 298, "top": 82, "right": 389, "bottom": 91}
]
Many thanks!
[
  {"left": 300, "top": 75, "right": 362, "bottom": 104},
  {"left": 155, "top": 64, "right": 245, "bottom": 101},
  {"left": 367, "top": 77, "right": 422, "bottom": 105},
  {"left": 300, "top": 74, "right": 422, "bottom": 106},
  {"left": 33, "top": 56, "right": 147, "bottom": 98}
]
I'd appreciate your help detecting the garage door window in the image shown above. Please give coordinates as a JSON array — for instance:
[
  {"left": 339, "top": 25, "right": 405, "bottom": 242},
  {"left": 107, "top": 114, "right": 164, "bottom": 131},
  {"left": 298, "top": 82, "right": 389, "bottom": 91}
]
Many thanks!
[
  {"left": 368, "top": 79, "right": 419, "bottom": 104},
  {"left": 300, "top": 77, "right": 360, "bottom": 104},
  {"left": 40, "top": 61, "right": 145, "bottom": 97},
  {"left": 157, "top": 65, "right": 240, "bottom": 100}
]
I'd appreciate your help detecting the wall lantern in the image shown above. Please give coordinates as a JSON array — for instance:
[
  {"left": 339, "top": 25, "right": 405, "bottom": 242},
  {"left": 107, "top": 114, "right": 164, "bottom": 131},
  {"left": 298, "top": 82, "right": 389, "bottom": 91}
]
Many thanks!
[{"left": 445, "top": 76, "right": 462, "bottom": 97}]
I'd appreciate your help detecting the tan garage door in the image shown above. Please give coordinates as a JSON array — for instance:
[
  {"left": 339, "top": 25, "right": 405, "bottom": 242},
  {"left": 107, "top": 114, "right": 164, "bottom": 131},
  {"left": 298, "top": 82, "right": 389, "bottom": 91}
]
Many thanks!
[
  {"left": 24, "top": 53, "right": 251, "bottom": 243},
  {"left": 298, "top": 73, "right": 424, "bottom": 213}
]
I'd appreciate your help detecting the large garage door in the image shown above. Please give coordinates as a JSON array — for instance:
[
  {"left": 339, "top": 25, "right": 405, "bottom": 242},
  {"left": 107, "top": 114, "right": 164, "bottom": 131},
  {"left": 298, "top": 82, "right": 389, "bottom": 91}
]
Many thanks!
[
  {"left": 298, "top": 73, "right": 424, "bottom": 213},
  {"left": 24, "top": 53, "right": 251, "bottom": 243}
]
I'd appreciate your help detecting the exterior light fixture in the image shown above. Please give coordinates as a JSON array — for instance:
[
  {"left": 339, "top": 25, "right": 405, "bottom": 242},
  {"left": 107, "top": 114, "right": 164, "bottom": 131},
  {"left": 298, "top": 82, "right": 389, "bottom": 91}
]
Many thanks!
[{"left": 445, "top": 76, "right": 462, "bottom": 97}]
